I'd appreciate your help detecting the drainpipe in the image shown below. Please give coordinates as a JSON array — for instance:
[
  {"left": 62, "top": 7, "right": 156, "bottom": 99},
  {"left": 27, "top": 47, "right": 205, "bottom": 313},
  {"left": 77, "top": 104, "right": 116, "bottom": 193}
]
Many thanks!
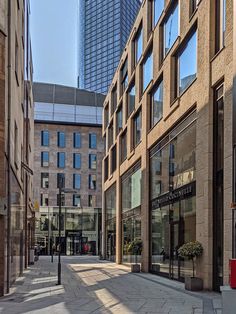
[
  {"left": 232, "top": 0, "right": 236, "bottom": 258},
  {"left": 6, "top": 0, "right": 12, "bottom": 294}
]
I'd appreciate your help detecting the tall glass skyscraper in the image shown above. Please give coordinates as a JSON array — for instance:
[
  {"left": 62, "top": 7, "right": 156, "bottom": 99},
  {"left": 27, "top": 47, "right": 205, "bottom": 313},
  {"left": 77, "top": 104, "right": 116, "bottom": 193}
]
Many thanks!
[{"left": 78, "top": 0, "right": 141, "bottom": 94}]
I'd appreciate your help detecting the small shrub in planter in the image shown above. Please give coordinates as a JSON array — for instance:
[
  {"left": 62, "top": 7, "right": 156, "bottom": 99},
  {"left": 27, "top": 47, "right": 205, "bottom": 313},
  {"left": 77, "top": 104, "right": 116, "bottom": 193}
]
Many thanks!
[
  {"left": 127, "top": 239, "right": 142, "bottom": 272},
  {"left": 178, "top": 241, "right": 203, "bottom": 291}
]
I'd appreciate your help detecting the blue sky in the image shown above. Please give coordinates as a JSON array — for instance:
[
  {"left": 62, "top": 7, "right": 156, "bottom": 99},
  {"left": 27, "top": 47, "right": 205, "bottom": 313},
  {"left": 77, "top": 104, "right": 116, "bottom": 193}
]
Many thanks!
[{"left": 30, "top": 0, "right": 78, "bottom": 87}]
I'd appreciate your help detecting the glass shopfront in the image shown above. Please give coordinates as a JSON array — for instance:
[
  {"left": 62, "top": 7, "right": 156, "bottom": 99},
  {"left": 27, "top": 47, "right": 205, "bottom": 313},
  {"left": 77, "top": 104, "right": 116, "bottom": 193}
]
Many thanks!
[
  {"left": 105, "top": 184, "right": 116, "bottom": 261},
  {"left": 122, "top": 162, "right": 142, "bottom": 263},
  {"left": 150, "top": 112, "right": 196, "bottom": 281}
]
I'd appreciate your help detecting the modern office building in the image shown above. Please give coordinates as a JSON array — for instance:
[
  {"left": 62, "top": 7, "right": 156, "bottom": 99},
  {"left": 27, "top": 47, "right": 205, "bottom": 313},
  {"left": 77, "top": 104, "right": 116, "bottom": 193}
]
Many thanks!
[
  {"left": 0, "top": 0, "right": 34, "bottom": 296},
  {"left": 102, "top": 0, "right": 235, "bottom": 291},
  {"left": 33, "top": 83, "right": 105, "bottom": 256},
  {"left": 78, "top": 0, "right": 141, "bottom": 94}
]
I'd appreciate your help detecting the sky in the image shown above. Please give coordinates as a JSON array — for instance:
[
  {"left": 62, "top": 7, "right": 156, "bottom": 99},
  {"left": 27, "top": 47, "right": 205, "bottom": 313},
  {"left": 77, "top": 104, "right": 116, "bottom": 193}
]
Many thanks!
[{"left": 30, "top": 0, "right": 78, "bottom": 87}]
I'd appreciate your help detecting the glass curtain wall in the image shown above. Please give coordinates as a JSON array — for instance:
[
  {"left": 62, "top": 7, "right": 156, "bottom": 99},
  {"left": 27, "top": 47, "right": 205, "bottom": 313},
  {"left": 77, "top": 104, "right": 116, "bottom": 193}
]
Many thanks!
[
  {"left": 150, "top": 112, "right": 196, "bottom": 281},
  {"left": 122, "top": 163, "right": 142, "bottom": 263}
]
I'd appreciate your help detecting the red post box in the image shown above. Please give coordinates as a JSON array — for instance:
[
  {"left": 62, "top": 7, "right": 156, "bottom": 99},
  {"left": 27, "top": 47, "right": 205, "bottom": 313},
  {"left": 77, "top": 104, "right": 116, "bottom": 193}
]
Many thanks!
[{"left": 229, "top": 259, "right": 236, "bottom": 288}]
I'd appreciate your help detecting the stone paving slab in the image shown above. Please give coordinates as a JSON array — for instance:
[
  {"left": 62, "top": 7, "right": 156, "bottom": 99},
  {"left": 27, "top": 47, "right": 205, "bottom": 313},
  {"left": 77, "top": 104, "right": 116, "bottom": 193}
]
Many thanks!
[{"left": 0, "top": 256, "right": 222, "bottom": 314}]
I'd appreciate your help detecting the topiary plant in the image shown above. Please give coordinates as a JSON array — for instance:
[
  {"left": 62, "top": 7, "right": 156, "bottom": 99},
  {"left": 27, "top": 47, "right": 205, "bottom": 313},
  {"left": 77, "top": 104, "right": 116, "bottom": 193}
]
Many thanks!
[{"left": 178, "top": 241, "right": 203, "bottom": 278}]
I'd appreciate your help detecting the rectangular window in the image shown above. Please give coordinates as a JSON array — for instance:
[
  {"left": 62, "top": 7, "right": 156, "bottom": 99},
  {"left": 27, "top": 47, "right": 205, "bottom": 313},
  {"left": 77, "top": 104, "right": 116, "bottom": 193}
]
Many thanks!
[
  {"left": 121, "top": 58, "right": 128, "bottom": 94},
  {"left": 142, "top": 51, "right": 153, "bottom": 92},
  {"left": 57, "top": 132, "right": 65, "bottom": 147},
  {"left": 89, "top": 133, "right": 97, "bottom": 149},
  {"left": 116, "top": 105, "right": 123, "bottom": 135},
  {"left": 41, "top": 173, "right": 49, "bottom": 188},
  {"left": 88, "top": 195, "right": 96, "bottom": 207},
  {"left": 14, "top": 122, "right": 18, "bottom": 167},
  {"left": 57, "top": 194, "right": 65, "bottom": 206},
  {"left": 164, "top": 3, "right": 179, "bottom": 56},
  {"left": 104, "top": 105, "right": 109, "bottom": 129},
  {"left": 15, "top": 36, "right": 19, "bottom": 80},
  {"left": 121, "top": 130, "right": 127, "bottom": 163},
  {"left": 89, "top": 154, "right": 97, "bottom": 169},
  {"left": 104, "top": 156, "right": 109, "bottom": 181},
  {"left": 89, "top": 174, "right": 97, "bottom": 190},
  {"left": 41, "top": 130, "right": 49, "bottom": 146},
  {"left": 73, "top": 133, "right": 81, "bottom": 148},
  {"left": 108, "top": 122, "right": 114, "bottom": 149},
  {"left": 151, "top": 79, "right": 163, "bottom": 127},
  {"left": 154, "top": 0, "right": 164, "bottom": 26},
  {"left": 111, "top": 85, "right": 117, "bottom": 115},
  {"left": 57, "top": 152, "right": 65, "bottom": 168},
  {"left": 134, "top": 26, "right": 143, "bottom": 64},
  {"left": 73, "top": 153, "right": 81, "bottom": 169},
  {"left": 189, "top": 0, "right": 199, "bottom": 16},
  {"left": 127, "top": 83, "right": 135, "bottom": 116},
  {"left": 133, "top": 110, "right": 142, "bottom": 147},
  {"left": 57, "top": 173, "right": 65, "bottom": 189},
  {"left": 40, "top": 193, "right": 49, "bottom": 206},
  {"left": 215, "top": 0, "right": 226, "bottom": 53},
  {"left": 41, "top": 152, "right": 49, "bottom": 167},
  {"left": 178, "top": 30, "right": 197, "bottom": 95},
  {"left": 73, "top": 195, "right": 81, "bottom": 207},
  {"left": 73, "top": 174, "right": 81, "bottom": 189},
  {"left": 111, "top": 145, "right": 117, "bottom": 173}
]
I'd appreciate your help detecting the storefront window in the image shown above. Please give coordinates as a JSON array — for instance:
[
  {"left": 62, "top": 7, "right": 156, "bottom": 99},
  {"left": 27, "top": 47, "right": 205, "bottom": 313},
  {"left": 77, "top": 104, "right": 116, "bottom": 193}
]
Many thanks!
[
  {"left": 122, "top": 165, "right": 141, "bottom": 212},
  {"left": 123, "top": 215, "right": 141, "bottom": 263},
  {"left": 105, "top": 184, "right": 116, "bottom": 261}
]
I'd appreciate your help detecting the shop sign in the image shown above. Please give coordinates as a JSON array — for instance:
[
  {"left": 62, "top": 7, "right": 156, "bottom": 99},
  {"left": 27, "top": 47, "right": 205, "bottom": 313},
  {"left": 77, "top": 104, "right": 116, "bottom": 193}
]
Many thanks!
[{"left": 151, "top": 181, "right": 196, "bottom": 210}]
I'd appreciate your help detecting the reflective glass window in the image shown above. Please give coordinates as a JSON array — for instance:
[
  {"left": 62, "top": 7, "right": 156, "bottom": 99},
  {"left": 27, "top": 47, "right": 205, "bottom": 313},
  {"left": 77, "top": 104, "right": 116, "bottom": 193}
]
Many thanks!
[
  {"left": 41, "top": 130, "right": 49, "bottom": 146},
  {"left": 57, "top": 132, "right": 65, "bottom": 148},
  {"left": 89, "top": 154, "right": 97, "bottom": 169},
  {"left": 41, "top": 152, "right": 49, "bottom": 167},
  {"left": 154, "top": 0, "right": 164, "bottom": 26},
  {"left": 127, "top": 83, "right": 135, "bottom": 116},
  {"left": 151, "top": 80, "right": 163, "bottom": 127},
  {"left": 73, "top": 133, "right": 81, "bottom": 148},
  {"left": 164, "top": 3, "right": 179, "bottom": 56},
  {"left": 143, "top": 51, "right": 153, "bottom": 91},
  {"left": 89, "top": 133, "right": 97, "bottom": 149},
  {"left": 57, "top": 152, "right": 65, "bottom": 168},
  {"left": 73, "top": 153, "right": 81, "bottom": 169},
  {"left": 73, "top": 174, "right": 81, "bottom": 189}
]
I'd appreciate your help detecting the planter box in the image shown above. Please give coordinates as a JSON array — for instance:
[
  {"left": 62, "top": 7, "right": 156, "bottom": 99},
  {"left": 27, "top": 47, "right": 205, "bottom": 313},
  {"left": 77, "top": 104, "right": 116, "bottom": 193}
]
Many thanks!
[
  {"left": 131, "top": 264, "right": 141, "bottom": 273},
  {"left": 185, "top": 277, "right": 203, "bottom": 291}
]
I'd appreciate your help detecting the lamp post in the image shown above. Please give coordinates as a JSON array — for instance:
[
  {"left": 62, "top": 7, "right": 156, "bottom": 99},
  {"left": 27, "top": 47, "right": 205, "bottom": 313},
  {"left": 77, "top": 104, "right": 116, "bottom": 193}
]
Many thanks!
[{"left": 57, "top": 183, "right": 79, "bottom": 285}]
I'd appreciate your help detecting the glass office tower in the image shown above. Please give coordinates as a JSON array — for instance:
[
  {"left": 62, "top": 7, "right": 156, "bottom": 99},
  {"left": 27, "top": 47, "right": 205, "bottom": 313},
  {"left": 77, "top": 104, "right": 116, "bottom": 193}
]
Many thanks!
[{"left": 78, "top": 0, "right": 141, "bottom": 94}]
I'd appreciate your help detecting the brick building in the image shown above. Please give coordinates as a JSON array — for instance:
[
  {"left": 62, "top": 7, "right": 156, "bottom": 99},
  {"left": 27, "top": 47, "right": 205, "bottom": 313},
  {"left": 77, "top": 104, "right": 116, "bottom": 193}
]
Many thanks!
[
  {"left": 102, "top": 0, "right": 235, "bottom": 291},
  {"left": 0, "top": 0, "right": 34, "bottom": 296},
  {"left": 33, "top": 83, "right": 105, "bottom": 256}
]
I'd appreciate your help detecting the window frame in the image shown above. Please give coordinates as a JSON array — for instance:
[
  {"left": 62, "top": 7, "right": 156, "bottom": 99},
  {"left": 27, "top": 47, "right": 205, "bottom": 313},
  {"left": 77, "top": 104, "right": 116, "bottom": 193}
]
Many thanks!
[{"left": 133, "top": 109, "right": 142, "bottom": 148}]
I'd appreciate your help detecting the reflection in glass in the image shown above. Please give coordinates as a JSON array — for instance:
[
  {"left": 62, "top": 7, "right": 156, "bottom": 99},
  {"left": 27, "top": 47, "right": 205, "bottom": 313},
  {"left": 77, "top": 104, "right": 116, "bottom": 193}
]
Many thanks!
[
  {"left": 151, "top": 80, "right": 163, "bottom": 127},
  {"left": 143, "top": 51, "right": 153, "bottom": 91},
  {"left": 164, "top": 4, "right": 179, "bottom": 56},
  {"left": 178, "top": 31, "right": 197, "bottom": 94},
  {"left": 154, "top": 0, "right": 164, "bottom": 26},
  {"left": 122, "top": 167, "right": 141, "bottom": 212}
]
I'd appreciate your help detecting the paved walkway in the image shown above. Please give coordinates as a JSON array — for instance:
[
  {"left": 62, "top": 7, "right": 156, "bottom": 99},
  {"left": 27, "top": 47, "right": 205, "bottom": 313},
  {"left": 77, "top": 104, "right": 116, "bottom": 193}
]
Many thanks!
[{"left": 0, "top": 256, "right": 222, "bottom": 314}]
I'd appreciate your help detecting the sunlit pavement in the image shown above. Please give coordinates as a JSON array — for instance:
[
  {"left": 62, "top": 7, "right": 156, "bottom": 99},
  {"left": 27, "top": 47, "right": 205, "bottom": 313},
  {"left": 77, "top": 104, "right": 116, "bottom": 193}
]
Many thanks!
[{"left": 0, "top": 256, "right": 222, "bottom": 314}]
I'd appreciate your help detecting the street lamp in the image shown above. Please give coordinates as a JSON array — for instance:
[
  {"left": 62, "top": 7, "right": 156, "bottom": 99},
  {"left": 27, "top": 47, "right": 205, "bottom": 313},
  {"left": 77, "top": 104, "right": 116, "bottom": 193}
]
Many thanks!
[{"left": 57, "top": 177, "right": 79, "bottom": 285}]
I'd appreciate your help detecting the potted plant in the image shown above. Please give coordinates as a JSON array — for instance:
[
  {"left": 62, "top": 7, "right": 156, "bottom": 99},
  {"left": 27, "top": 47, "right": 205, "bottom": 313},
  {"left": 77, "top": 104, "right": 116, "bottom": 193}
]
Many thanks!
[
  {"left": 178, "top": 241, "right": 203, "bottom": 291},
  {"left": 127, "top": 239, "right": 142, "bottom": 273}
]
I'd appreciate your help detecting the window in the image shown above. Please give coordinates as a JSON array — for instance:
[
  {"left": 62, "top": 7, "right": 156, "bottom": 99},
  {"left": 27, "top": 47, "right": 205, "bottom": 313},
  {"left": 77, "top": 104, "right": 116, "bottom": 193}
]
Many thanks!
[
  {"left": 88, "top": 195, "right": 96, "bottom": 207},
  {"left": 15, "top": 36, "right": 19, "bottom": 81},
  {"left": 73, "top": 153, "right": 81, "bottom": 169},
  {"left": 178, "top": 30, "right": 197, "bottom": 95},
  {"left": 41, "top": 131, "right": 49, "bottom": 146},
  {"left": 57, "top": 152, "right": 65, "bottom": 168},
  {"left": 164, "top": 3, "right": 179, "bottom": 56},
  {"left": 215, "top": 0, "right": 226, "bottom": 53},
  {"left": 89, "top": 154, "right": 97, "bottom": 169},
  {"left": 127, "top": 83, "right": 135, "bottom": 116},
  {"left": 133, "top": 110, "right": 142, "bottom": 147},
  {"left": 41, "top": 173, "right": 49, "bottom": 188},
  {"left": 40, "top": 193, "right": 49, "bottom": 206},
  {"left": 116, "top": 105, "right": 123, "bottom": 135},
  {"left": 41, "top": 152, "right": 49, "bottom": 167},
  {"left": 104, "top": 105, "right": 109, "bottom": 129},
  {"left": 57, "top": 194, "right": 65, "bottom": 206},
  {"left": 153, "top": 0, "right": 164, "bottom": 26},
  {"left": 121, "top": 58, "right": 128, "bottom": 94},
  {"left": 73, "top": 133, "right": 81, "bottom": 148},
  {"left": 73, "top": 174, "right": 81, "bottom": 189},
  {"left": 120, "top": 130, "right": 127, "bottom": 163},
  {"left": 111, "top": 85, "right": 117, "bottom": 115},
  {"left": 89, "top": 133, "right": 97, "bottom": 149},
  {"left": 89, "top": 174, "right": 96, "bottom": 190},
  {"left": 189, "top": 0, "right": 199, "bottom": 16},
  {"left": 151, "top": 79, "right": 163, "bottom": 127},
  {"left": 108, "top": 122, "right": 114, "bottom": 149},
  {"left": 73, "top": 195, "right": 81, "bottom": 207},
  {"left": 14, "top": 122, "right": 18, "bottom": 167},
  {"left": 134, "top": 26, "right": 143, "bottom": 64},
  {"left": 104, "top": 156, "right": 109, "bottom": 181},
  {"left": 57, "top": 132, "right": 65, "bottom": 147},
  {"left": 142, "top": 51, "right": 153, "bottom": 92},
  {"left": 111, "top": 145, "right": 117, "bottom": 173},
  {"left": 57, "top": 173, "right": 65, "bottom": 189}
]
